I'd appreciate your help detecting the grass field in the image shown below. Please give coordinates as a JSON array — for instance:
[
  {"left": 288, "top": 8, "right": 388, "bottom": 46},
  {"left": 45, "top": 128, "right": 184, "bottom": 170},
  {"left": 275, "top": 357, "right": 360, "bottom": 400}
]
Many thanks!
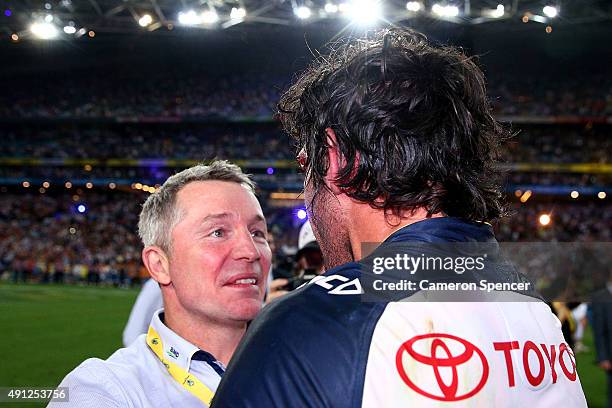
[
  {"left": 0, "top": 282, "right": 607, "bottom": 407},
  {"left": 0, "top": 283, "right": 138, "bottom": 408}
]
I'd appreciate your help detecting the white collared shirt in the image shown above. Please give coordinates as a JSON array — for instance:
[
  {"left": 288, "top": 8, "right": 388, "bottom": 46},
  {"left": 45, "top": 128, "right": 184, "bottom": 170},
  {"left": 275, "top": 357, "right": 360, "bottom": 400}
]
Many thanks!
[{"left": 48, "top": 309, "right": 224, "bottom": 408}]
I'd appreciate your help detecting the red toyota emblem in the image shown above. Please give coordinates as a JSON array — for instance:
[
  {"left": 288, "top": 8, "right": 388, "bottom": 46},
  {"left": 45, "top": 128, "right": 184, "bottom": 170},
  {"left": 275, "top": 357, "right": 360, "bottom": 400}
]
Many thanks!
[{"left": 396, "top": 333, "right": 489, "bottom": 402}]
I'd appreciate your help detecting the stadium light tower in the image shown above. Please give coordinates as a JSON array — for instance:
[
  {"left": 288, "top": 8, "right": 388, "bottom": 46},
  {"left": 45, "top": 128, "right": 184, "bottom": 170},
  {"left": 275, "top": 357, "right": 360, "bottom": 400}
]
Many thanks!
[
  {"left": 294, "top": 6, "right": 312, "bottom": 19},
  {"left": 178, "top": 10, "right": 202, "bottom": 25},
  {"left": 63, "top": 24, "right": 76, "bottom": 34},
  {"left": 30, "top": 21, "right": 59, "bottom": 39},
  {"left": 406, "top": 1, "right": 422, "bottom": 12},
  {"left": 230, "top": 7, "right": 246, "bottom": 20},
  {"left": 491, "top": 4, "right": 504, "bottom": 18},
  {"left": 201, "top": 9, "right": 219, "bottom": 24},
  {"left": 346, "top": 0, "right": 383, "bottom": 25},
  {"left": 542, "top": 5, "right": 558, "bottom": 18},
  {"left": 432, "top": 3, "right": 459, "bottom": 17},
  {"left": 138, "top": 14, "right": 153, "bottom": 27},
  {"left": 325, "top": 3, "right": 339, "bottom": 13}
]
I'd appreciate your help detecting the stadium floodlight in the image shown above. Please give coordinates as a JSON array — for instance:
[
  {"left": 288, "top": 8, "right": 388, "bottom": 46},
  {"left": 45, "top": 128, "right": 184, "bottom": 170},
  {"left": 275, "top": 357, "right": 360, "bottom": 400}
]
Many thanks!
[
  {"left": 491, "top": 4, "right": 504, "bottom": 18},
  {"left": 538, "top": 213, "right": 551, "bottom": 226},
  {"left": 346, "top": 0, "right": 382, "bottom": 25},
  {"left": 432, "top": 3, "right": 459, "bottom": 17},
  {"left": 201, "top": 9, "right": 219, "bottom": 24},
  {"left": 294, "top": 6, "right": 312, "bottom": 19},
  {"left": 444, "top": 5, "right": 459, "bottom": 17},
  {"left": 406, "top": 1, "right": 421, "bottom": 12},
  {"left": 230, "top": 7, "right": 246, "bottom": 20},
  {"left": 297, "top": 209, "right": 308, "bottom": 220},
  {"left": 138, "top": 14, "right": 153, "bottom": 27},
  {"left": 542, "top": 5, "right": 557, "bottom": 18},
  {"left": 178, "top": 10, "right": 202, "bottom": 25},
  {"left": 30, "top": 22, "right": 59, "bottom": 39},
  {"left": 325, "top": 3, "right": 339, "bottom": 13}
]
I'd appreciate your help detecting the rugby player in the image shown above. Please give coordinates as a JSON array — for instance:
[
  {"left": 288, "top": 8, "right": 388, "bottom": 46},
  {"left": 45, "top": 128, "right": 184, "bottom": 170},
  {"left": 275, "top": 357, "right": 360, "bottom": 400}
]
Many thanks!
[{"left": 211, "top": 29, "right": 586, "bottom": 407}]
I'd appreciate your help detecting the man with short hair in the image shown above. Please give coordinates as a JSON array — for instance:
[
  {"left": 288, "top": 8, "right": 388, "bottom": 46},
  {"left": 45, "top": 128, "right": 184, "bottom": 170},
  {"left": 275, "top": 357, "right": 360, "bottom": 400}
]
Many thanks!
[
  {"left": 212, "top": 29, "right": 587, "bottom": 407},
  {"left": 50, "top": 161, "right": 271, "bottom": 407}
]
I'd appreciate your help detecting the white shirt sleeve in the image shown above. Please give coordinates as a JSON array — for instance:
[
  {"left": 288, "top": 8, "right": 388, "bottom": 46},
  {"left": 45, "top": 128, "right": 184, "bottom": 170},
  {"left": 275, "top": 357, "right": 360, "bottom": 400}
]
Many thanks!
[
  {"left": 47, "top": 359, "right": 128, "bottom": 408},
  {"left": 122, "top": 279, "right": 163, "bottom": 347}
]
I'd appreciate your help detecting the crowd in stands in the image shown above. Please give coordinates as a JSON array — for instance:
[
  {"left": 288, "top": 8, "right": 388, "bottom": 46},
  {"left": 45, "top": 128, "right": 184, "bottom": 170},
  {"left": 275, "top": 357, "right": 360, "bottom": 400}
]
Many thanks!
[
  {"left": 0, "top": 73, "right": 282, "bottom": 119},
  {"left": 0, "top": 192, "right": 142, "bottom": 285},
  {"left": 1, "top": 124, "right": 610, "bottom": 165},
  {"left": 508, "top": 173, "right": 610, "bottom": 187},
  {"left": 0, "top": 126, "right": 294, "bottom": 160},
  {"left": 489, "top": 76, "right": 612, "bottom": 117},
  {"left": 496, "top": 202, "right": 612, "bottom": 242},
  {"left": 1, "top": 73, "right": 611, "bottom": 119},
  {"left": 1, "top": 167, "right": 609, "bottom": 191},
  {"left": 0, "top": 188, "right": 610, "bottom": 285},
  {"left": 1, "top": 70, "right": 610, "bottom": 288},
  {"left": 0, "top": 191, "right": 303, "bottom": 285},
  {"left": 504, "top": 126, "right": 612, "bottom": 164}
]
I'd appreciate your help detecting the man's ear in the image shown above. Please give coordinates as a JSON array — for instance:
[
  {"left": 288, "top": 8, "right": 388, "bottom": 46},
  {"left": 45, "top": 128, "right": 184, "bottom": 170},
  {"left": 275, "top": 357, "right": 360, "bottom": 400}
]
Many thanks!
[
  {"left": 142, "top": 246, "right": 171, "bottom": 285},
  {"left": 324, "top": 127, "right": 360, "bottom": 195},
  {"left": 324, "top": 127, "right": 344, "bottom": 195}
]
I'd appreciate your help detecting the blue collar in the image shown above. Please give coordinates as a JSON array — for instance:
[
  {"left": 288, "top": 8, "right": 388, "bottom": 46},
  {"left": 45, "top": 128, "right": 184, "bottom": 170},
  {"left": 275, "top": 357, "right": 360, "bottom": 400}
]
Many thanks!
[
  {"left": 321, "top": 217, "right": 497, "bottom": 278},
  {"left": 384, "top": 217, "right": 495, "bottom": 244}
]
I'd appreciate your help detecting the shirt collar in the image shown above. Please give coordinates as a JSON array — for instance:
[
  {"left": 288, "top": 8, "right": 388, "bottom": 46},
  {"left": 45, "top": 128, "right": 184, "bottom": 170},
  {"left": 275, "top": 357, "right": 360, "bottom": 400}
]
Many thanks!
[
  {"left": 149, "top": 308, "right": 209, "bottom": 372},
  {"left": 384, "top": 217, "right": 495, "bottom": 244}
]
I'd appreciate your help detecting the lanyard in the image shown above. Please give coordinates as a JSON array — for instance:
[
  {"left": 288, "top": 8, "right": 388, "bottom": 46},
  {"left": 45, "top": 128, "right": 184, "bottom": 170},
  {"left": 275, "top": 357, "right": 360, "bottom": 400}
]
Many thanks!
[{"left": 146, "top": 326, "right": 215, "bottom": 407}]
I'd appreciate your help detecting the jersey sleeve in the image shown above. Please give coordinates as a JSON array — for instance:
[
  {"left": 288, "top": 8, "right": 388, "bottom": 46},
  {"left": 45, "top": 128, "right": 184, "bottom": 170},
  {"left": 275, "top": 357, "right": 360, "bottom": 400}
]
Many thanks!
[{"left": 211, "top": 301, "right": 331, "bottom": 408}]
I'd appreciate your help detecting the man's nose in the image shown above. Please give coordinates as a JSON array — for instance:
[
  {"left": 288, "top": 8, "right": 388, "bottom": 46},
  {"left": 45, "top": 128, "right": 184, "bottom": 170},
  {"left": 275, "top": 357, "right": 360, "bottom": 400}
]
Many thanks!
[{"left": 233, "top": 229, "right": 261, "bottom": 262}]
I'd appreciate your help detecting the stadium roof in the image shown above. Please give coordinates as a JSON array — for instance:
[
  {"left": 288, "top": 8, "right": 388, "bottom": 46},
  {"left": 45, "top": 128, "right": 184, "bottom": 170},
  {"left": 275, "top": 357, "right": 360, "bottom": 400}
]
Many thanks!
[{"left": 1, "top": 0, "right": 611, "bottom": 39}]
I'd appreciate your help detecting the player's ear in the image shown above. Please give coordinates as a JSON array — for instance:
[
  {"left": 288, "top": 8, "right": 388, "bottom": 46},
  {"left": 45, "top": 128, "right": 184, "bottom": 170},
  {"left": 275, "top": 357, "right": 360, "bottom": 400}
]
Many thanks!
[
  {"left": 142, "top": 246, "right": 171, "bottom": 285},
  {"left": 324, "top": 127, "right": 359, "bottom": 196},
  {"left": 324, "top": 128, "right": 344, "bottom": 195}
]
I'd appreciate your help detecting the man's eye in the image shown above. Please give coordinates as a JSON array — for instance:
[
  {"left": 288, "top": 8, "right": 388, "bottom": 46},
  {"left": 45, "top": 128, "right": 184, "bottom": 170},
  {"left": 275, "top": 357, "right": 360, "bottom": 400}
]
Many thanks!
[
  {"left": 210, "top": 229, "right": 224, "bottom": 238},
  {"left": 252, "top": 230, "right": 266, "bottom": 239}
]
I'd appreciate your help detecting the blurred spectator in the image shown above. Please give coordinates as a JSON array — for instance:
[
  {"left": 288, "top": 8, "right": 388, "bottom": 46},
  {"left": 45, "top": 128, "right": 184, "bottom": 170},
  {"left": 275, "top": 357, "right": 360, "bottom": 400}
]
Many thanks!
[
  {"left": 122, "top": 278, "right": 163, "bottom": 347},
  {"left": 592, "top": 284, "right": 612, "bottom": 408}
]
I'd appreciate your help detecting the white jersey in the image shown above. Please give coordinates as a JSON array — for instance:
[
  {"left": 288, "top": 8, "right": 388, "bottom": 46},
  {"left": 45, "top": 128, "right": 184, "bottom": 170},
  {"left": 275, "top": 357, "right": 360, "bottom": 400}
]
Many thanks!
[{"left": 363, "top": 299, "right": 585, "bottom": 406}]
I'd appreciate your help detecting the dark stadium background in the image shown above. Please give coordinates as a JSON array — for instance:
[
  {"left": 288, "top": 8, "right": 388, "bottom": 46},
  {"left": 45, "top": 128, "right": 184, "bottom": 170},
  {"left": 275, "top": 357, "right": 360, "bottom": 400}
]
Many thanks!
[{"left": 0, "top": 1, "right": 611, "bottom": 406}]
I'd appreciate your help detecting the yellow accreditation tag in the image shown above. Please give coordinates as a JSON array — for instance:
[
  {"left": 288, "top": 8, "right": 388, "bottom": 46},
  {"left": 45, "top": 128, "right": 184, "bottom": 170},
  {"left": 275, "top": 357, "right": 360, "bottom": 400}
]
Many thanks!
[{"left": 146, "top": 326, "right": 215, "bottom": 407}]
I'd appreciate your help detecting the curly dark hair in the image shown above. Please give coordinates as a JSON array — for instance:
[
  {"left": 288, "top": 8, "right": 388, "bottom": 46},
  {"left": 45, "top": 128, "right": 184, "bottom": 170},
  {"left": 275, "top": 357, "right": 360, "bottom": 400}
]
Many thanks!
[{"left": 278, "top": 28, "right": 508, "bottom": 222}]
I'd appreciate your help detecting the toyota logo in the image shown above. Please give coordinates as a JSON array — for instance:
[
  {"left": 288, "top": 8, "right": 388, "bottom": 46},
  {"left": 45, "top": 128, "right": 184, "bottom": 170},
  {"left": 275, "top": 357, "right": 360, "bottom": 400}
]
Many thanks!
[{"left": 396, "top": 333, "right": 489, "bottom": 402}]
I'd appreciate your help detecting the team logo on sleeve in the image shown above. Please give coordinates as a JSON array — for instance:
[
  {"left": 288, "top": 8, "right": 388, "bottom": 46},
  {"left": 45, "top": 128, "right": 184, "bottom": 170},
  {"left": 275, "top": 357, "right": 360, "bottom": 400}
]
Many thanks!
[{"left": 395, "top": 333, "right": 489, "bottom": 402}]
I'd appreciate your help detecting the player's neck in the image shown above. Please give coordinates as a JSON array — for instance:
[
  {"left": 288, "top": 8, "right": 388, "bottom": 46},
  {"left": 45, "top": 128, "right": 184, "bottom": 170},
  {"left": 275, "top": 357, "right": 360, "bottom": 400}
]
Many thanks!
[
  {"left": 163, "top": 307, "right": 246, "bottom": 366},
  {"left": 348, "top": 205, "right": 443, "bottom": 260}
]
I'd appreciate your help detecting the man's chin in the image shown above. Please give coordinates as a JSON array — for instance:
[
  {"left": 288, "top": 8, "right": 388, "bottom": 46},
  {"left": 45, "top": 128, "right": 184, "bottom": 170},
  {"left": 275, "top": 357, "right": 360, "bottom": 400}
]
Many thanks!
[{"left": 225, "top": 299, "right": 263, "bottom": 322}]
